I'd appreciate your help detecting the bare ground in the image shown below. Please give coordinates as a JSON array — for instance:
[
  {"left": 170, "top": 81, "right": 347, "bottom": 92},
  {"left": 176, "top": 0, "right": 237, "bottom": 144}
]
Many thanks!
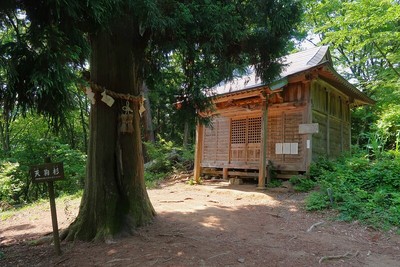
[{"left": 1, "top": 177, "right": 400, "bottom": 267}]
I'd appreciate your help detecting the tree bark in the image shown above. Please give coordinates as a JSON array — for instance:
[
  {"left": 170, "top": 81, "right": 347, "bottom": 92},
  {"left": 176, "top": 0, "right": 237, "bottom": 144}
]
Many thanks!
[{"left": 66, "top": 17, "right": 155, "bottom": 241}]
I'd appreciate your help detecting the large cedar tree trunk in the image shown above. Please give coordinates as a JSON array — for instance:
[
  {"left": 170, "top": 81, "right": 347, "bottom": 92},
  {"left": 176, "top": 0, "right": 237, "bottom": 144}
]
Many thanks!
[{"left": 66, "top": 18, "right": 155, "bottom": 241}]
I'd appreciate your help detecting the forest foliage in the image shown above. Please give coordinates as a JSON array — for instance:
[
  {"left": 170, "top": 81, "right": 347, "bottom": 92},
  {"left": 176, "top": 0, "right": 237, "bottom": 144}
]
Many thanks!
[{"left": 293, "top": 0, "right": 400, "bottom": 230}]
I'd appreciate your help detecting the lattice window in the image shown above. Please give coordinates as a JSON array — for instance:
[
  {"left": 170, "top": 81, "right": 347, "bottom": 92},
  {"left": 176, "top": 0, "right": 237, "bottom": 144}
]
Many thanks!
[
  {"left": 248, "top": 117, "right": 262, "bottom": 143},
  {"left": 231, "top": 117, "right": 261, "bottom": 144},
  {"left": 231, "top": 119, "right": 246, "bottom": 144}
]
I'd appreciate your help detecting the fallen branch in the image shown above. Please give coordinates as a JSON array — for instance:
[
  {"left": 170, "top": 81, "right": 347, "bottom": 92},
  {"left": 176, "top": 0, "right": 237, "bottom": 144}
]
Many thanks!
[
  {"left": 148, "top": 256, "right": 174, "bottom": 266},
  {"left": 307, "top": 221, "right": 324, "bottom": 232},
  {"left": 266, "top": 212, "right": 282, "bottom": 218},
  {"left": 158, "top": 232, "right": 184, "bottom": 237},
  {"left": 319, "top": 250, "right": 359, "bottom": 264},
  {"left": 159, "top": 200, "right": 184, "bottom": 203},
  {"left": 55, "top": 257, "right": 69, "bottom": 265},
  {"left": 162, "top": 257, "right": 173, "bottom": 263},
  {"left": 288, "top": 235, "right": 297, "bottom": 242}
]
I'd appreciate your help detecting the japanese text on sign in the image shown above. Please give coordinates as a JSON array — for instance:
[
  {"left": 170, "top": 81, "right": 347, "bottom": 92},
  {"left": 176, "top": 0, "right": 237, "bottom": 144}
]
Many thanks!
[{"left": 30, "top": 162, "right": 65, "bottom": 182}]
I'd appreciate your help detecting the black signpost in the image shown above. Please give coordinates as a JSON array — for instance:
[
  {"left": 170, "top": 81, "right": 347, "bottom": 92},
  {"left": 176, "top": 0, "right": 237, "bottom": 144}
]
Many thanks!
[{"left": 30, "top": 158, "right": 64, "bottom": 255}]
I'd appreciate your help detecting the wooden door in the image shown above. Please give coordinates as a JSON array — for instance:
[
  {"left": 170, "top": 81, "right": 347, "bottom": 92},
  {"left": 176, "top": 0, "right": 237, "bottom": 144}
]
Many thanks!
[{"left": 230, "top": 116, "right": 261, "bottom": 166}]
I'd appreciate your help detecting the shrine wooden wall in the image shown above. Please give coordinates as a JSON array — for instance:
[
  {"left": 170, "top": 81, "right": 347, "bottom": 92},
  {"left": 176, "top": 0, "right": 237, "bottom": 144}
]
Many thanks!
[
  {"left": 202, "top": 116, "right": 230, "bottom": 165},
  {"left": 311, "top": 80, "right": 351, "bottom": 160},
  {"left": 200, "top": 78, "right": 352, "bottom": 175},
  {"left": 266, "top": 82, "right": 308, "bottom": 171},
  {"left": 201, "top": 82, "right": 309, "bottom": 172}
]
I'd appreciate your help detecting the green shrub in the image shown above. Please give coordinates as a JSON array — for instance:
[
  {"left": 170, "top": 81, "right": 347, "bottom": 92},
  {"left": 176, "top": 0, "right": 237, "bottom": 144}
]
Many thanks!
[
  {"left": 289, "top": 175, "right": 315, "bottom": 192},
  {"left": 305, "top": 192, "right": 330, "bottom": 211},
  {"left": 143, "top": 138, "right": 194, "bottom": 188},
  {"left": 0, "top": 139, "right": 85, "bottom": 205},
  {"left": 266, "top": 178, "right": 282, "bottom": 188},
  {"left": 309, "top": 157, "right": 335, "bottom": 179},
  {"left": 0, "top": 161, "right": 22, "bottom": 204},
  {"left": 306, "top": 149, "right": 400, "bottom": 229}
]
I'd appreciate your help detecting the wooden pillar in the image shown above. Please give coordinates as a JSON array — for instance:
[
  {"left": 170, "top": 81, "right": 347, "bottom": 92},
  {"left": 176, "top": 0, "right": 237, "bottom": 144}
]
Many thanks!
[
  {"left": 340, "top": 115, "right": 344, "bottom": 152},
  {"left": 194, "top": 122, "right": 204, "bottom": 183},
  {"left": 222, "top": 168, "right": 228, "bottom": 180},
  {"left": 349, "top": 101, "right": 353, "bottom": 153},
  {"left": 326, "top": 89, "right": 331, "bottom": 157},
  {"left": 339, "top": 98, "right": 344, "bottom": 152},
  {"left": 305, "top": 81, "right": 313, "bottom": 174},
  {"left": 257, "top": 97, "right": 269, "bottom": 189}
]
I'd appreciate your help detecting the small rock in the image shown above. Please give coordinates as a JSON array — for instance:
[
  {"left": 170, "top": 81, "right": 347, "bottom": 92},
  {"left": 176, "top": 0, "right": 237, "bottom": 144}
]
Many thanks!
[
  {"left": 281, "top": 181, "right": 294, "bottom": 191},
  {"left": 238, "top": 258, "right": 245, "bottom": 263},
  {"left": 229, "top": 178, "right": 243, "bottom": 185}
]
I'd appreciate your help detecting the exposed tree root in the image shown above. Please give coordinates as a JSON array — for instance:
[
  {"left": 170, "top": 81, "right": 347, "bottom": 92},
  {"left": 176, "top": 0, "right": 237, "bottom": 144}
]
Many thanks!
[
  {"left": 27, "top": 235, "right": 53, "bottom": 246},
  {"left": 307, "top": 221, "right": 324, "bottom": 232},
  {"left": 319, "top": 250, "right": 359, "bottom": 264}
]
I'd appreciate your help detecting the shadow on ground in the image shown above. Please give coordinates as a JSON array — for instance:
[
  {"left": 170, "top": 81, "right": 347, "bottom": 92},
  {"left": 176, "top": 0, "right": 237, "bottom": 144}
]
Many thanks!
[{"left": 1, "top": 181, "right": 400, "bottom": 266}]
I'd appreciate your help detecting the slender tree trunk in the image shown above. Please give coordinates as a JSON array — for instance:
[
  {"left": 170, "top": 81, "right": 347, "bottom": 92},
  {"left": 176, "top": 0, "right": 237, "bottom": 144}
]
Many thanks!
[
  {"left": 183, "top": 119, "right": 189, "bottom": 148},
  {"left": 78, "top": 94, "right": 88, "bottom": 153},
  {"left": 0, "top": 109, "right": 11, "bottom": 155},
  {"left": 67, "top": 121, "right": 76, "bottom": 149},
  {"left": 142, "top": 82, "right": 155, "bottom": 143},
  {"left": 0, "top": 121, "right": 6, "bottom": 152},
  {"left": 66, "top": 17, "right": 155, "bottom": 241}
]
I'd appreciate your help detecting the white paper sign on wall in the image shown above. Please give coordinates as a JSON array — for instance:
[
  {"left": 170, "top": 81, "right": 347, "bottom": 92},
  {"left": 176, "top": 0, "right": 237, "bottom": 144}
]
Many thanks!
[
  {"left": 299, "top": 123, "right": 319, "bottom": 134},
  {"left": 275, "top": 143, "right": 283, "bottom": 154},
  {"left": 275, "top": 143, "right": 299, "bottom": 155},
  {"left": 290, "top": 143, "right": 298, "bottom": 154}
]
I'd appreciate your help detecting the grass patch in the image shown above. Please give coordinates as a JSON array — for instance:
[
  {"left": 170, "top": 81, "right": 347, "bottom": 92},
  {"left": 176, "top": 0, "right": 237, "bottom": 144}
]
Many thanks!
[{"left": 0, "top": 191, "right": 82, "bottom": 221}]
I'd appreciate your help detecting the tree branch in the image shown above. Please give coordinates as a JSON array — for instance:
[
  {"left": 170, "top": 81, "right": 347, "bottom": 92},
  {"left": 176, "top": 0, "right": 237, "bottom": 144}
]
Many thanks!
[
  {"left": 371, "top": 39, "right": 400, "bottom": 78},
  {"left": 5, "top": 11, "right": 20, "bottom": 41}
]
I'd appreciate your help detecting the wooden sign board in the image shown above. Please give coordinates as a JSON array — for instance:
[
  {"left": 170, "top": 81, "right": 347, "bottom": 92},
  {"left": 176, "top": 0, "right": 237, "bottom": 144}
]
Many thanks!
[
  {"left": 299, "top": 123, "right": 319, "bottom": 134},
  {"left": 30, "top": 162, "right": 64, "bottom": 183}
]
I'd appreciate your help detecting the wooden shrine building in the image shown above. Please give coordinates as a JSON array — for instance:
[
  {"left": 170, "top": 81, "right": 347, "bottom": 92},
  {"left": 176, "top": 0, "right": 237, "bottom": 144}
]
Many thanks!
[{"left": 193, "top": 46, "right": 374, "bottom": 187}]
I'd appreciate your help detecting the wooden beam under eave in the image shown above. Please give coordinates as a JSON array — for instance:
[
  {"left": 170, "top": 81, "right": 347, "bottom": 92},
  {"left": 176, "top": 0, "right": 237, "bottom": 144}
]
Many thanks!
[
  {"left": 257, "top": 97, "right": 269, "bottom": 189},
  {"left": 213, "top": 89, "right": 264, "bottom": 104}
]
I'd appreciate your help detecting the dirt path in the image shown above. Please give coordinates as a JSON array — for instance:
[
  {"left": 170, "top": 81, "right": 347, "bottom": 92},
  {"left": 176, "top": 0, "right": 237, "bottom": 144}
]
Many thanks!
[{"left": 1, "top": 179, "right": 400, "bottom": 266}]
